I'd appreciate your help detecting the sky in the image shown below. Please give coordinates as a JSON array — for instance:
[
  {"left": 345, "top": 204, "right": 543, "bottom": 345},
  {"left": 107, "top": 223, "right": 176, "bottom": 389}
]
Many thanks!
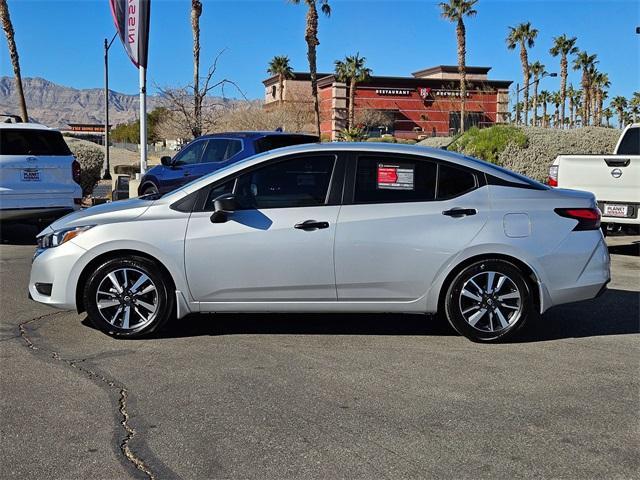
[{"left": 1, "top": 0, "right": 639, "bottom": 106}]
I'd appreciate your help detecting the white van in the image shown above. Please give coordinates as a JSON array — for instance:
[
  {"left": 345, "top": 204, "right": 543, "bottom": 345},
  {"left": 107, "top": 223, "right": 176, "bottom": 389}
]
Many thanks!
[{"left": 0, "top": 122, "right": 82, "bottom": 223}]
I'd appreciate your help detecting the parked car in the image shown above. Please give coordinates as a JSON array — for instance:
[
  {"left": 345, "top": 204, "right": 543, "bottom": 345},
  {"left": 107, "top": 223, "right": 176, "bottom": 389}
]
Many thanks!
[
  {"left": 0, "top": 122, "right": 82, "bottom": 223},
  {"left": 549, "top": 123, "right": 639, "bottom": 233},
  {"left": 137, "top": 131, "right": 319, "bottom": 196},
  {"left": 30, "top": 143, "right": 609, "bottom": 342}
]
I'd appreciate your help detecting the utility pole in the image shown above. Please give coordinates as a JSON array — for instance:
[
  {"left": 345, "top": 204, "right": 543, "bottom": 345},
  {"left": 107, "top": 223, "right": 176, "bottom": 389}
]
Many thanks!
[{"left": 103, "top": 33, "right": 117, "bottom": 181}]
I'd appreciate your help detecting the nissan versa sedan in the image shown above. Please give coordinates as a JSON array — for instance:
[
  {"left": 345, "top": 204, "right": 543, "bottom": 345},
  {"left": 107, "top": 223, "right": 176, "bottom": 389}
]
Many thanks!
[{"left": 29, "top": 144, "right": 610, "bottom": 342}]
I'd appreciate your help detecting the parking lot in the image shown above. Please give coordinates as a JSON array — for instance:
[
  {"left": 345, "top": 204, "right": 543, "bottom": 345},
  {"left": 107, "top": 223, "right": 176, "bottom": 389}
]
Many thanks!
[{"left": 0, "top": 226, "right": 638, "bottom": 479}]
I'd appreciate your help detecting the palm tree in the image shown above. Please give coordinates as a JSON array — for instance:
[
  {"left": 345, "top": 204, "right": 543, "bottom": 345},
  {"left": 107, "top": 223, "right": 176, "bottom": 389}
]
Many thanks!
[
  {"left": 630, "top": 91, "right": 640, "bottom": 123},
  {"left": 0, "top": 0, "right": 28, "bottom": 122},
  {"left": 439, "top": 0, "right": 478, "bottom": 133},
  {"left": 549, "top": 34, "right": 578, "bottom": 128},
  {"left": 334, "top": 53, "right": 372, "bottom": 129},
  {"left": 512, "top": 102, "right": 524, "bottom": 125},
  {"left": 528, "top": 61, "right": 545, "bottom": 126},
  {"left": 289, "top": 0, "right": 331, "bottom": 136},
  {"left": 610, "top": 96, "right": 628, "bottom": 129},
  {"left": 591, "top": 71, "right": 609, "bottom": 126},
  {"left": 572, "top": 51, "right": 598, "bottom": 126},
  {"left": 569, "top": 87, "right": 582, "bottom": 128},
  {"left": 507, "top": 22, "right": 538, "bottom": 126},
  {"left": 538, "top": 90, "right": 550, "bottom": 128},
  {"left": 602, "top": 107, "right": 613, "bottom": 127},
  {"left": 267, "top": 56, "right": 295, "bottom": 103},
  {"left": 551, "top": 91, "right": 562, "bottom": 128},
  {"left": 191, "top": 0, "right": 203, "bottom": 137}
]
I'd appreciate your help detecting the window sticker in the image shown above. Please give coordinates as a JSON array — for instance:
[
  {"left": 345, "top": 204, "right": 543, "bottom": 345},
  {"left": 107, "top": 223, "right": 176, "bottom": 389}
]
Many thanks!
[{"left": 377, "top": 163, "right": 415, "bottom": 190}]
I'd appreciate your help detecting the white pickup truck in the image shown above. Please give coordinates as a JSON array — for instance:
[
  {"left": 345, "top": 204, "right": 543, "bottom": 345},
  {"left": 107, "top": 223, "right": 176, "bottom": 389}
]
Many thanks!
[{"left": 549, "top": 124, "right": 640, "bottom": 233}]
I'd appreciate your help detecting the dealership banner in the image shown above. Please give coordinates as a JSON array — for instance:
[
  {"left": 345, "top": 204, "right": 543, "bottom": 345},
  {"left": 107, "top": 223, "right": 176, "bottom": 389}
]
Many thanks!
[{"left": 109, "top": 0, "right": 150, "bottom": 68}]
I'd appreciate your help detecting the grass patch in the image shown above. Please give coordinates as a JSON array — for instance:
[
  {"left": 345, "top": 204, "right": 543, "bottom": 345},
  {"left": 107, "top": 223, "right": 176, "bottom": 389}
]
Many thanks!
[{"left": 448, "top": 126, "right": 528, "bottom": 164}]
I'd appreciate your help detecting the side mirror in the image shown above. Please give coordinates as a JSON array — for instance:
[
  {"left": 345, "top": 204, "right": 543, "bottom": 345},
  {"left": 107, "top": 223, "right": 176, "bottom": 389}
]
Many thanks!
[
  {"left": 210, "top": 194, "right": 237, "bottom": 223},
  {"left": 160, "top": 156, "right": 173, "bottom": 166}
]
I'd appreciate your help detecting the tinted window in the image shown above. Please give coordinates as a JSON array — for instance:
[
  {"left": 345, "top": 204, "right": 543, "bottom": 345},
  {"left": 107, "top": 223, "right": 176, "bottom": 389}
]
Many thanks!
[
  {"left": 354, "top": 156, "right": 437, "bottom": 204},
  {"left": 201, "top": 139, "right": 243, "bottom": 163},
  {"left": 204, "top": 179, "right": 236, "bottom": 211},
  {"left": 174, "top": 140, "right": 206, "bottom": 165},
  {"left": 234, "top": 155, "right": 335, "bottom": 209},
  {"left": 0, "top": 129, "right": 71, "bottom": 156},
  {"left": 617, "top": 127, "right": 639, "bottom": 155},
  {"left": 254, "top": 135, "right": 319, "bottom": 154},
  {"left": 437, "top": 164, "right": 477, "bottom": 199}
]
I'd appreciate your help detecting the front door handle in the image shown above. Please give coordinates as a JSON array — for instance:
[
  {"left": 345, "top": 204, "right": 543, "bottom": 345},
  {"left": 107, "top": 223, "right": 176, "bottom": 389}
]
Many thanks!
[
  {"left": 442, "top": 208, "right": 477, "bottom": 217},
  {"left": 183, "top": 171, "right": 191, "bottom": 177},
  {"left": 294, "top": 220, "right": 329, "bottom": 230}
]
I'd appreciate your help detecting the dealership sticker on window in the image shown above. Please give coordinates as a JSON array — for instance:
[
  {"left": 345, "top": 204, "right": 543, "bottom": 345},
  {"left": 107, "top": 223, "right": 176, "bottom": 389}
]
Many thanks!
[{"left": 377, "top": 163, "right": 415, "bottom": 190}]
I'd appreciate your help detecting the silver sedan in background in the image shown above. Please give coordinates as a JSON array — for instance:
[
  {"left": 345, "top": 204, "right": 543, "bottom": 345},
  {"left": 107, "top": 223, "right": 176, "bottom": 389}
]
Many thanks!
[{"left": 29, "top": 144, "right": 610, "bottom": 342}]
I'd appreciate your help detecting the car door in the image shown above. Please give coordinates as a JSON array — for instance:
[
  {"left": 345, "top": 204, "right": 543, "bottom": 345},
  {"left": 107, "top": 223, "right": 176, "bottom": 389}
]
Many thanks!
[
  {"left": 159, "top": 139, "right": 207, "bottom": 193},
  {"left": 334, "top": 153, "right": 489, "bottom": 303},
  {"left": 184, "top": 152, "right": 344, "bottom": 304}
]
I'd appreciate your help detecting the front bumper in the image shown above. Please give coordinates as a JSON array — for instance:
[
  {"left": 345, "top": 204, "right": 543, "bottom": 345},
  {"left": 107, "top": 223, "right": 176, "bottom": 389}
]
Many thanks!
[{"left": 29, "top": 240, "right": 87, "bottom": 310}]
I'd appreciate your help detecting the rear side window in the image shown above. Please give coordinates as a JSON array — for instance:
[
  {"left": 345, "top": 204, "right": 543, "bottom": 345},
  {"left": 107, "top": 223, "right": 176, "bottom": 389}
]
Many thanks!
[
  {"left": 0, "top": 129, "right": 71, "bottom": 156},
  {"left": 254, "top": 135, "right": 319, "bottom": 154},
  {"left": 617, "top": 127, "right": 639, "bottom": 155},
  {"left": 201, "top": 139, "right": 243, "bottom": 163},
  {"left": 234, "top": 155, "right": 335, "bottom": 209},
  {"left": 437, "top": 164, "right": 477, "bottom": 200},
  {"left": 354, "top": 156, "right": 437, "bottom": 204}
]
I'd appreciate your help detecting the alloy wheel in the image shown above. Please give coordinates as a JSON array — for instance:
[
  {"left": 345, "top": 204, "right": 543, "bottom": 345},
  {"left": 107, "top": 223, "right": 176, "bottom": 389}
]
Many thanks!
[
  {"left": 95, "top": 267, "right": 158, "bottom": 331},
  {"left": 458, "top": 270, "right": 523, "bottom": 333}
]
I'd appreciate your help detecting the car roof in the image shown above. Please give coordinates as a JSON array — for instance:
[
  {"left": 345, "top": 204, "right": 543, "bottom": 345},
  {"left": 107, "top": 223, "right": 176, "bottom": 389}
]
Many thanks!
[
  {"left": 0, "top": 122, "right": 58, "bottom": 131},
  {"left": 200, "top": 131, "right": 318, "bottom": 139}
]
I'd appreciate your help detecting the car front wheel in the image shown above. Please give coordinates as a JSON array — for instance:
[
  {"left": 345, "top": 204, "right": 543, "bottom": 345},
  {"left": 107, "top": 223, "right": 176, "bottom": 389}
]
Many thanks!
[
  {"left": 83, "top": 256, "right": 174, "bottom": 338},
  {"left": 444, "top": 259, "right": 534, "bottom": 342},
  {"left": 141, "top": 183, "right": 159, "bottom": 196}
]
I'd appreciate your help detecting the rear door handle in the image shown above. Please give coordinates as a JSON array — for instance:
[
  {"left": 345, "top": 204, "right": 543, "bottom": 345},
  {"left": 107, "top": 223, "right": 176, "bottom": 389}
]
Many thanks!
[
  {"left": 294, "top": 220, "right": 329, "bottom": 230},
  {"left": 442, "top": 208, "right": 477, "bottom": 217}
]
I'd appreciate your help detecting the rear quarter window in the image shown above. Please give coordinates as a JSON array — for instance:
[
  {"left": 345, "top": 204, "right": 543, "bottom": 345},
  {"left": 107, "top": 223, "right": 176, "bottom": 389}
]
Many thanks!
[
  {"left": 437, "top": 164, "right": 477, "bottom": 200},
  {"left": 617, "top": 127, "right": 639, "bottom": 155},
  {"left": 254, "top": 135, "right": 319, "bottom": 154},
  {"left": 0, "top": 129, "right": 72, "bottom": 156}
]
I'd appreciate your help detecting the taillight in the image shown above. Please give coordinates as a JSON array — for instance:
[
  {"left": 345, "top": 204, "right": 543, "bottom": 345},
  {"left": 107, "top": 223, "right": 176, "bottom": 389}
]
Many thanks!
[
  {"left": 72, "top": 159, "right": 81, "bottom": 184},
  {"left": 555, "top": 208, "right": 601, "bottom": 231},
  {"left": 548, "top": 165, "right": 558, "bottom": 187}
]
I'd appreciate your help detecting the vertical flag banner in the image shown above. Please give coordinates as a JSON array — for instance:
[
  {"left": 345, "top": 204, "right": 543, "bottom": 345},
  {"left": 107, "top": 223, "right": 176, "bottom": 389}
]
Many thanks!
[
  {"left": 109, "top": 0, "right": 150, "bottom": 68},
  {"left": 109, "top": 0, "right": 150, "bottom": 174}
]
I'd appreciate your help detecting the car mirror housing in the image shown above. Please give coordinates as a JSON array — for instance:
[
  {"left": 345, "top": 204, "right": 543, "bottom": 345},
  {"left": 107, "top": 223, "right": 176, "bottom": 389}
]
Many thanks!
[
  {"left": 210, "top": 194, "right": 237, "bottom": 223},
  {"left": 160, "top": 156, "right": 173, "bottom": 167}
]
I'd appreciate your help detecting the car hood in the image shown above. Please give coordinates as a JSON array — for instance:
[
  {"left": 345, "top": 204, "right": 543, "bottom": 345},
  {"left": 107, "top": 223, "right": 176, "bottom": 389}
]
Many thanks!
[{"left": 44, "top": 197, "right": 155, "bottom": 233}]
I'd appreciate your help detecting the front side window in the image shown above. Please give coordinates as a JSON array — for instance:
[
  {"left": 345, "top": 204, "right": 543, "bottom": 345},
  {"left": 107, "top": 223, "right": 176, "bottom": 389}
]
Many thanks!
[
  {"left": 204, "top": 179, "right": 236, "bottom": 211},
  {"left": 354, "top": 155, "right": 437, "bottom": 204},
  {"left": 234, "top": 155, "right": 336, "bottom": 210},
  {"left": 173, "top": 140, "right": 206, "bottom": 166},
  {"left": 201, "top": 139, "right": 243, "bottom": 164}
]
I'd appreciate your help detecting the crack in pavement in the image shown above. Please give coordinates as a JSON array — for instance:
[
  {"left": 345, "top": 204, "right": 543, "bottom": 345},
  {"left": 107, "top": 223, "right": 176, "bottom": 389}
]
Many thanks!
[{"left": 18, "top": 312, "right": 156, "bottom": 480}]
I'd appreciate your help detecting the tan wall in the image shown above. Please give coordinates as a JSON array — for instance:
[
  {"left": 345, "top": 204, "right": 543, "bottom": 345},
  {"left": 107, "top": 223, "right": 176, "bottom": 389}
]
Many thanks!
[{"left": 264, "top": 79, "right": 313, "bottom": 104}]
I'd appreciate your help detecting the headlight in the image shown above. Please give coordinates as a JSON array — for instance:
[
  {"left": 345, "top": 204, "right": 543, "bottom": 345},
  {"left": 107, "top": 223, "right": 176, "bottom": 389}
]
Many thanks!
[{"left": 37, "top": 225, "right": 95, "bottom": 249}]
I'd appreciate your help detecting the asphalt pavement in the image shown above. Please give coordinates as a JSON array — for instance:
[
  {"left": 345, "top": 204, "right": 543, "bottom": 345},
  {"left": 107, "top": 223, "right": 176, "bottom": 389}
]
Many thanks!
[{"left": 1, "top": 224, "right": 638, "bottom": 479}]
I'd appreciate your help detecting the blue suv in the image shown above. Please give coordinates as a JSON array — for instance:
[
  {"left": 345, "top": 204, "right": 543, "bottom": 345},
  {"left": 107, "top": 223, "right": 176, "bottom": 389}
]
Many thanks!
[{"left": 138, "top": 131, "right": 318, "bottom": 196}]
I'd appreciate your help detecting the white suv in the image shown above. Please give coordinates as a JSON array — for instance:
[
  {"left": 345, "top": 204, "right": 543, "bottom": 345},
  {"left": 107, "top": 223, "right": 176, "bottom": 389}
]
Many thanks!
[{"left": 0, "top": 122, "right": 82, "bottom": 223}]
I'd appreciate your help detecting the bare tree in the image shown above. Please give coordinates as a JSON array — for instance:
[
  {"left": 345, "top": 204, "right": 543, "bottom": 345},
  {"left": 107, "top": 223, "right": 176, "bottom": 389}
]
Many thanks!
[{"left": 0, "top": 0, "right": 28, "bottom": 122}]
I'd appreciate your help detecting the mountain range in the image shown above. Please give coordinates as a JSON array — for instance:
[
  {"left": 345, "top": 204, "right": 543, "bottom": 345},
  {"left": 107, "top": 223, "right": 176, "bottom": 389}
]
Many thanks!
[{"left": 0, "top": 76, "right": 162, "bottom": 128}]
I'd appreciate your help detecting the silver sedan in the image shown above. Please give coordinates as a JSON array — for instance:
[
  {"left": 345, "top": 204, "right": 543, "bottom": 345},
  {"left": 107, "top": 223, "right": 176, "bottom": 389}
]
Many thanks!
[{"left": 29, "top": 144, "right": 610, "bottom": 342}]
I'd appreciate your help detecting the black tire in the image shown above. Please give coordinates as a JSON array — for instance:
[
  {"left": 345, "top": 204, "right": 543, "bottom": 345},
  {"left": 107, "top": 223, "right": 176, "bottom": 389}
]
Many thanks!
[
  {"left": 141, "top": 183, "right": 159, "bottom": 196},
  {"left": 83, "top": 256, "right": 174, "bottom": 338},
  {"left": 444, "top": 259, "right": 535, "bottom": 342}
]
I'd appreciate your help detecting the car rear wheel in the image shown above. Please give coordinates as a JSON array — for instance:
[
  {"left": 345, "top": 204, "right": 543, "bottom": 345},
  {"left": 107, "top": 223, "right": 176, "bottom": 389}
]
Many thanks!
[
  {"left": 83, "top": 256, "right": 174, "bottom": 338},
  {"left": 444, "top": 259, "right": 534, "bottom": 342}
]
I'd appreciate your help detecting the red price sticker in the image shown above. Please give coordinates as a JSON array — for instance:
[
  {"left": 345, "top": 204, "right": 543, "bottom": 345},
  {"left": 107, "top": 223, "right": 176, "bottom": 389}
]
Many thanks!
[
  {"left": 377, "top": 163, "right": 415, "bottom": 190},
  {"left": 378, "top": 167, "right": 398, "bottom": 184}
]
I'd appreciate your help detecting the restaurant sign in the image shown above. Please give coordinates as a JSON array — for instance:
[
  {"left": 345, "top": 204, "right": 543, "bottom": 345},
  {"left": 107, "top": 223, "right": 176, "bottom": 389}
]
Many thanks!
[{"left": 375, "top": 88, "right": 413, "bottom": 96}]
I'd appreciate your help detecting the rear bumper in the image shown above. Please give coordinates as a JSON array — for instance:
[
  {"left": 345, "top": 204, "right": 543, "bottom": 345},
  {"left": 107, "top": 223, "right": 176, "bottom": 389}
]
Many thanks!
[{"left": 0, "top": 206, "right": 76, "bottom": 221}]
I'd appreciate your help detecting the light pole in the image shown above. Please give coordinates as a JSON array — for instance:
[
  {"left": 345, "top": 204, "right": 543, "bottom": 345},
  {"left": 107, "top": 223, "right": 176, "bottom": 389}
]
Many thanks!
[
  {"left": 103, "top": 32, "right": 118, "bottom": 181},
  {"left": 515, "top": 72, "right": 557, "bottom": 126}
]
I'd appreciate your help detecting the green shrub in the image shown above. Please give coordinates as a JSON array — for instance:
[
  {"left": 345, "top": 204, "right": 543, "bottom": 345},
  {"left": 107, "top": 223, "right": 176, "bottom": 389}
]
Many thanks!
[
  {"left": 448, "top": 126, "right": 528, "bottom": 164},
  {"left": 366, "top": 136, "right": 397, "bottom": 143},
  {"left": 396, "top": 138, "right": 417, "bottom": 145},
  {"left": 65, "top": 138, "right": 104, "bottom": 195}
]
